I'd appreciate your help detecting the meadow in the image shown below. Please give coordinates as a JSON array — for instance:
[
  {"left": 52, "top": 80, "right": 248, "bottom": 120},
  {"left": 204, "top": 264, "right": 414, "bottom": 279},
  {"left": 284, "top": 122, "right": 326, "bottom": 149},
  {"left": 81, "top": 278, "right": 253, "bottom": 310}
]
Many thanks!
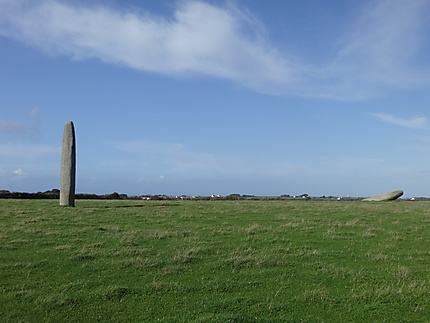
[{"left": 1, "top": 199, "right": 429, "bottom": 322}]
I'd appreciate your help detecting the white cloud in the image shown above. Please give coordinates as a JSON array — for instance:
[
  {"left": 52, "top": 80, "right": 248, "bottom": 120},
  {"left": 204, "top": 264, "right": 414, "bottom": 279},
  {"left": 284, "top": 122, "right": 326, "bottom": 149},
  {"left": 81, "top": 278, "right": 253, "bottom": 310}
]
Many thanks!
[
  {"left": 372, "top": 113, "right": 429, "bottom": 129},
  {"left": 0, "top": 168, "right": 27, "bottom": 177},
  {"left": 317, "top": 156, "right": 385, "bottom": 173},
  {"left": 0, "top": 144, "right": 60, "bottom": 160},
  {"left": 12, "top": 168, "right": 26, "bottom": 176},
  {"left": 322, "top": 0, "right": 430, "bottom": 99},
  {"left": 0, "top": 143, "right": 60, "bottom": 191},
  {"left": 0, "top": 0, "right": 293, "bottom": 95},
  {"left": 0, "top": 0, "right": 429, "bottom": 99},
  {"left": 0, "top": 109, "right": 41, "bottom": 135},
  {"left": 107, "top": 140, "right": 406, "bottom": 196},
  {"left": 0, "top": 119, "right": 24, "bottom": 134},
  {"left": 112, "top": 140, "right": 308, "bottom": 179}
]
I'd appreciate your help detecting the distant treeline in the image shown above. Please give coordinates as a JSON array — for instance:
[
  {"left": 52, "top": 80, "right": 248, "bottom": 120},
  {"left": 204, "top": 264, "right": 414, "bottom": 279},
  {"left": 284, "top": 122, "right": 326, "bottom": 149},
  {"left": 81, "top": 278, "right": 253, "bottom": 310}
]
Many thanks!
[
  {"left": 0, "top": 190, "right": 243, "bottom": 200},
  {"left": 0, "top": 190, "right": 133, "bottom": 200},
  {"left": 3, "top": 190, "right": 419, "bottom": 201},
  {"left": 0, "top": 190, "right": 293, "bottom": 200}
]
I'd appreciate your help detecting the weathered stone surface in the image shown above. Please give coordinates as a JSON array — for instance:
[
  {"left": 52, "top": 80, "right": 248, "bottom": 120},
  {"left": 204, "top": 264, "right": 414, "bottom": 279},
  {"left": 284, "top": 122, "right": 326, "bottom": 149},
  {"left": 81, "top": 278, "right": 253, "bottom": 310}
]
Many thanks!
[
  {"left": 363, "top": 190, "right": 403, "bottom": 201},
  {"left": 60, "top": 121, "right": 76, "bottom": 206}
]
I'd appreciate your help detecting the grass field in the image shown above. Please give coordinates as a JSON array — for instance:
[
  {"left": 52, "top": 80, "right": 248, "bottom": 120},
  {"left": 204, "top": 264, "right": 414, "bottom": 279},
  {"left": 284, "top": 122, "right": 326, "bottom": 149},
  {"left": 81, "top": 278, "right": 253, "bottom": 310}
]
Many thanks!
[{"left": 1, "top": 199, "right": 429, "bottom": 322}]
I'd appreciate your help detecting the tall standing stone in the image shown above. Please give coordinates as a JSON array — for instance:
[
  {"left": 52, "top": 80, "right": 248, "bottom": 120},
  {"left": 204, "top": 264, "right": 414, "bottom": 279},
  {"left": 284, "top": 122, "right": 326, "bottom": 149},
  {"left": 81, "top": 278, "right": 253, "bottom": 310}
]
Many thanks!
[{"left": 60, "top": 121, "right": 76, "bottom": 206}]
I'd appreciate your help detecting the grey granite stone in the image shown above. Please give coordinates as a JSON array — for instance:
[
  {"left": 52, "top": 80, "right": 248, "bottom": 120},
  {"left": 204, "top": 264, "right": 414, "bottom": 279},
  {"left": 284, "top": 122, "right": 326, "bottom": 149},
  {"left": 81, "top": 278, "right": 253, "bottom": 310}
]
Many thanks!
[
  {"left": 363, "top": 190, "right": 403, "bottom": 201},
  {"left": 60, "top": 121, "right": 76, "bottom": 206}
]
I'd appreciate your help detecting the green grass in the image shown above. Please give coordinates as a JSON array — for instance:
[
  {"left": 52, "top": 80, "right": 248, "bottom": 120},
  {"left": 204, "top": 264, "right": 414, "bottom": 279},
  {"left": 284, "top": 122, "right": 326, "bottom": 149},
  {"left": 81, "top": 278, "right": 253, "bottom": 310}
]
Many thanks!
[{"left": 1, "top": 199, "right": 429, "bottom": 322}]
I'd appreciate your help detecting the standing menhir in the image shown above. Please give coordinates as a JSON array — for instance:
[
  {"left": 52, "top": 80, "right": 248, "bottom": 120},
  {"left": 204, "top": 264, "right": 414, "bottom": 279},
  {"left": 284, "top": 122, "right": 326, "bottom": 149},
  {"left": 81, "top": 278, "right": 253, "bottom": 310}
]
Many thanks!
[{"left": 60, "top": 121, "right": 76, "bottom": 206}]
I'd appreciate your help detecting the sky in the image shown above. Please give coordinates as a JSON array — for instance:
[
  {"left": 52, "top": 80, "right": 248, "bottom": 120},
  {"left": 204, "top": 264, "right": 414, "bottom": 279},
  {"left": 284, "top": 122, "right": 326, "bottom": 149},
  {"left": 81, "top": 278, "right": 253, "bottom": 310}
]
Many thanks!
[{"left": 1, "top": 0, "right": 430, "bottom": 198}]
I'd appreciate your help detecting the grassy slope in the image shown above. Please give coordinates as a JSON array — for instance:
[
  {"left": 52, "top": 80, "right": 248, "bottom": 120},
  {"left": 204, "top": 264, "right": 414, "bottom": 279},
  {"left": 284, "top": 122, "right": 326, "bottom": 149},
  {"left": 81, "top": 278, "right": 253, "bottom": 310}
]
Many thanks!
[{"left": 1, "top": 199, "right": 429, "bottom": 322}]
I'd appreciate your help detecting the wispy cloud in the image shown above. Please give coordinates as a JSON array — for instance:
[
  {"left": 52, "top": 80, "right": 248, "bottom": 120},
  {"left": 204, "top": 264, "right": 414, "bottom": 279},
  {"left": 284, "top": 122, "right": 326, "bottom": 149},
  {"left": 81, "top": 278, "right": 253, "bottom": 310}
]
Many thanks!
[
  {"left": 0, "top": 119, "right": 24, "bottom": 134},
  {"left": 0, "top": 168, "right": 27, "bottom": 181},
  {"left": 329, "top": 0, "right": 430, "bottom": 89},
  {"left": 112, "top": 140, "right": 308, "bottom": 179},
  {"left": 0, "top": 109, "right": 41, "bottom": 135},
  {"left": 108, "top": 140, "right": 404, "bottom": 196},
  {"left": 0, "top": 0, "right": 429, "bottom": 99},
  {"left": 0, "top": 143, "right": 60, "bottom": 190},
  {"left": 372, "top": 113, "right": 430, "bottom": 129},
  {"left": 0, "top": 0, "right": 293, "bottom": 95},
  {"left": 0, "top": 143, "right": 59, "bottom": 159},
  {"left": 12, "top": 168, "right": 26, "bottom": 176}
]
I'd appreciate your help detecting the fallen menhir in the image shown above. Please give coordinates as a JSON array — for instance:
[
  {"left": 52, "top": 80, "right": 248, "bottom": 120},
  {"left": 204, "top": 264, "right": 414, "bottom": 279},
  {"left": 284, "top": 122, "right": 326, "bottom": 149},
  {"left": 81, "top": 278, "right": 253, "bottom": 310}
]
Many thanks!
[{"left": 362, "top": 190, "right": 403, "bottom": 201}]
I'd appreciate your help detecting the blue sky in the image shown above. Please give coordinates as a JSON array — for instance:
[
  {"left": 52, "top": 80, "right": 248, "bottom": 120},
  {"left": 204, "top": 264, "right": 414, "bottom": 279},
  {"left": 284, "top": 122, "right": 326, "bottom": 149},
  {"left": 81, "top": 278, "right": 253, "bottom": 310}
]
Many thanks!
[{"left": 1, "top": 0, "right": 430, "bottom": 197}]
